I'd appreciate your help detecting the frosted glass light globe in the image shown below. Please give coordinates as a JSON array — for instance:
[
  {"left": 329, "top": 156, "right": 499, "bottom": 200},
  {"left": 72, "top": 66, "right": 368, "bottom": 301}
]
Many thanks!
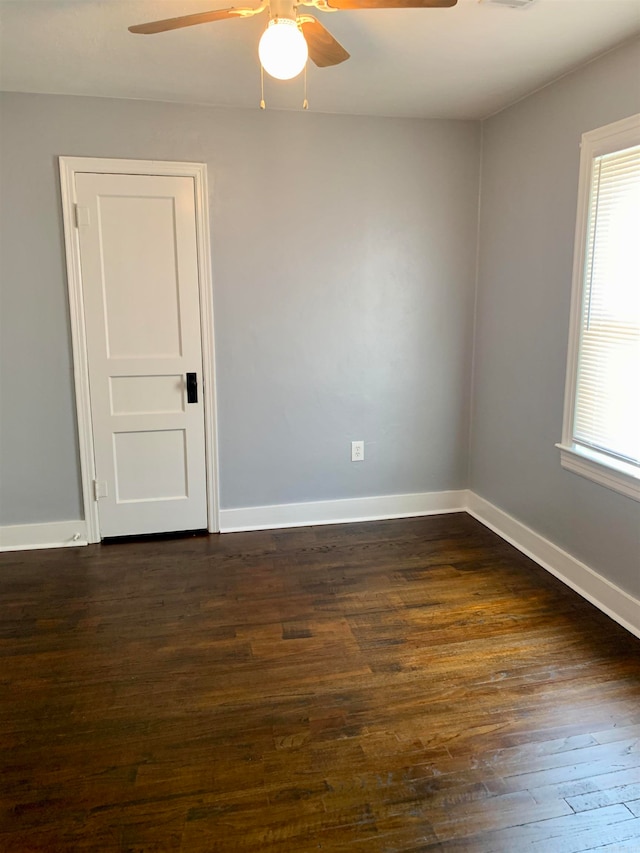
[{"left": 258, "top": 18, "right": 308, "bottom": 81}]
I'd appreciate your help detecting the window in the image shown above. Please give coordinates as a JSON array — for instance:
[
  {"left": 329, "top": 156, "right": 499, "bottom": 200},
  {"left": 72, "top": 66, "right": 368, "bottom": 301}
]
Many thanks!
[{"left": 558, "top": 114, "right": 640, "bottom": 501}]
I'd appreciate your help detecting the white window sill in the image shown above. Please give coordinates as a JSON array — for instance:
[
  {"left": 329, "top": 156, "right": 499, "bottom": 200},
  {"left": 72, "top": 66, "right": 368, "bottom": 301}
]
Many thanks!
[{"left": 556, "top": 443, "right": 640, "bottom": 502}]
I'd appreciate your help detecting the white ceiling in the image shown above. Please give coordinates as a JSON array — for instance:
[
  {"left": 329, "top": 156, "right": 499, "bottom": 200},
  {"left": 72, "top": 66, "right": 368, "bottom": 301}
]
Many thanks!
[{"left": 0, "top": 0, "right": 639, "bottom": 119}]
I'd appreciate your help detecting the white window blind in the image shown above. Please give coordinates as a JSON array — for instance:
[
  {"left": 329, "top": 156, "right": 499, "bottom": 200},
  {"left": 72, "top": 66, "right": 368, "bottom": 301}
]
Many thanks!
[{"left": 572, "top": 143, "right": 640, "bottom": 467}]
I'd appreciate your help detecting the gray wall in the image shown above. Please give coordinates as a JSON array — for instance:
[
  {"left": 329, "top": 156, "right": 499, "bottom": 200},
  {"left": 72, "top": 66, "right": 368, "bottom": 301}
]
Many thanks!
[
  {"left": 470, "top": 38, "right": 640, "bottom": 597},
  {"left": 0, "top": 94, "right": 480, "bottom": 523}
]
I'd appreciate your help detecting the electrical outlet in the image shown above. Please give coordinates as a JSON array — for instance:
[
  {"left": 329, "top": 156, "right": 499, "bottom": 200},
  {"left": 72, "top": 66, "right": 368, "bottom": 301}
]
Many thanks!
[{"left": 351, "top": 440, "right": 364, "bottom": 462}]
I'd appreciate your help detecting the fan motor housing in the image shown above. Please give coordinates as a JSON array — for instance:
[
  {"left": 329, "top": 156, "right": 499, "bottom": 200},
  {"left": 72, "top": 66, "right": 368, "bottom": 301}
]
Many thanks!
[
  {"left": 481, "top": 0, "right": 537, "bottom": 9},
  {"left": 271, "top": 0, "right": 299, "bottom": 20}
]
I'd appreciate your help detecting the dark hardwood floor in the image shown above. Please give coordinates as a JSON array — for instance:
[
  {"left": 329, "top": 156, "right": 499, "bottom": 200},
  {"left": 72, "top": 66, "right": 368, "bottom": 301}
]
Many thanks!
[{"left": 1, "top": 513, "right": 639, "bottom": 852}]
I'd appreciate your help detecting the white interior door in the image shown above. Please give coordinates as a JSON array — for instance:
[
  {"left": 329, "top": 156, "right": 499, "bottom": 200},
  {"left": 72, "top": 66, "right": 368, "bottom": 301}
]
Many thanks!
[{"left": 75, "top": 172, "right": 208, "bottom": 538}]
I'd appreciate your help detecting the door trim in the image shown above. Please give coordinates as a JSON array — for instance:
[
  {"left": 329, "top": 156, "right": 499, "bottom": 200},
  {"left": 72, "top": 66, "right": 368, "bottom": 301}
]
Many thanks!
[{"left": 59, "top": 157, "right": 220, "bottom": 542}]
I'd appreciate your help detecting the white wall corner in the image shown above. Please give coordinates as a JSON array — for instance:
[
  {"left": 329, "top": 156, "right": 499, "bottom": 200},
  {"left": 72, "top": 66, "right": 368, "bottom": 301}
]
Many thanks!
[
  {"left": 219, "top": 490, "right": 470, "bottom": 533},
  {"left": 466, "top": 491, "right": 640, "bottom": 640},
  {"left": 0, "top": 520, "right": 88, "bottom": 552}
]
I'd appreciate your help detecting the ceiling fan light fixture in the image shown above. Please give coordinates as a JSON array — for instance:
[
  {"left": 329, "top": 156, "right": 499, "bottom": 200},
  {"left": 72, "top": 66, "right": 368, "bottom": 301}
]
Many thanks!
[{"left": 258, "top": 17, "right": 308, "bottom": 81}]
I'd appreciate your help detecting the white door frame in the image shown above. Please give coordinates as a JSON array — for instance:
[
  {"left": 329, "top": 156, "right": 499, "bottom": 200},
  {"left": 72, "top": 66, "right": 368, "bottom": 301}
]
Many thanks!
[{"left": 59, "top": 156, "right": 220, "bottom": 542}]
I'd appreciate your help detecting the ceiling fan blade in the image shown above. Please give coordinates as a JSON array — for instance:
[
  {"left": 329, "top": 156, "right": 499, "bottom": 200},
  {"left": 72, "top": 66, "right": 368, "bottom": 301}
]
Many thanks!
[
  {"left": 325, "top": 0, "right": 456, "bottom": 8},
  {"left": 129, "top": 8, "right": 246, "bottom": 35},
  {"left": 299, "top": 17, "right": 350, "bottom": 68}
]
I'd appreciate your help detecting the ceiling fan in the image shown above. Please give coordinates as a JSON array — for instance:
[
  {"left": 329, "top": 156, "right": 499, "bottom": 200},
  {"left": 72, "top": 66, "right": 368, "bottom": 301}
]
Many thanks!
[{"left": 129, "top": 0, "right": 458, "bottom": 83}]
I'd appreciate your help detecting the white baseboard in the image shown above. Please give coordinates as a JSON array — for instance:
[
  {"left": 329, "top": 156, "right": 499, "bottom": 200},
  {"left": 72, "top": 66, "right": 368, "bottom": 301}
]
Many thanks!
[
  {"left": 467, "top": 492, "right": 640, "bottom": 640},
  {"left": 0, "top": 520, "right": 88, "bottom": 552},
  {"left": 219, "top": 490, "right": 468, "bottom": 533}
]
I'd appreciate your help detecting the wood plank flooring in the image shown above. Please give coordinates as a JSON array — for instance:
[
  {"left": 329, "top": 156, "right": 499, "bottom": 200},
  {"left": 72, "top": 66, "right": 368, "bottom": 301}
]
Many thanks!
[{"left": 1, "top": 513, "right": 639, "bottom": 851}]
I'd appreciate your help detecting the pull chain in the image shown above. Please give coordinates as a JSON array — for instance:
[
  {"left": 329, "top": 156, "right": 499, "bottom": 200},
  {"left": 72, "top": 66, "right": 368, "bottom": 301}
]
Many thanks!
[
  {"left": 302, "top": 63, "right": 308, "bottom": 110},
  {"left": 259, "top": 60, "right": 308, "bottom": 111}
]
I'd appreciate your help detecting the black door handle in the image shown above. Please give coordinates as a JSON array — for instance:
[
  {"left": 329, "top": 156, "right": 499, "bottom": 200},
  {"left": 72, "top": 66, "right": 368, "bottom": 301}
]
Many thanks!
[{"left": 186, "top": 372, "right": 198, "bottom": 404}]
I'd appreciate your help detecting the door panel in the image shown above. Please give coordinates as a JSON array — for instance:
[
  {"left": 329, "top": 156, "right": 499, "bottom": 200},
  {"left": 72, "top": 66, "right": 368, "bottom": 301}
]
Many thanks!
[
  {"left": 109, "top": 375, "right": 185, "bottom": 416},
  {"left": 75, "top": 172, "right": 208, "bottom": 537},
  {"left": 113, "top": 429, "right": 188, "bottom": 501},
  {"left": 99, "top": 195, "right": 183, "bottom": 359}
]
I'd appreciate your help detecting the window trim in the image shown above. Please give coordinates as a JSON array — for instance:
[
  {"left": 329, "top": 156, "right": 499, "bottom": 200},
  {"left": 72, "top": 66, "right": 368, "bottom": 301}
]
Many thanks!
[{"left": 558, "top": 113, "right": 640, "bottom": 502}]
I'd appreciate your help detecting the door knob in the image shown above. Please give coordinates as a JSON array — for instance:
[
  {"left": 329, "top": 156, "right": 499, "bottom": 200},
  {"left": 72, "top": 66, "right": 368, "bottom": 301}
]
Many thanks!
[{"left": 186, "top": 372, "right": 198, "bottom": 404}]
